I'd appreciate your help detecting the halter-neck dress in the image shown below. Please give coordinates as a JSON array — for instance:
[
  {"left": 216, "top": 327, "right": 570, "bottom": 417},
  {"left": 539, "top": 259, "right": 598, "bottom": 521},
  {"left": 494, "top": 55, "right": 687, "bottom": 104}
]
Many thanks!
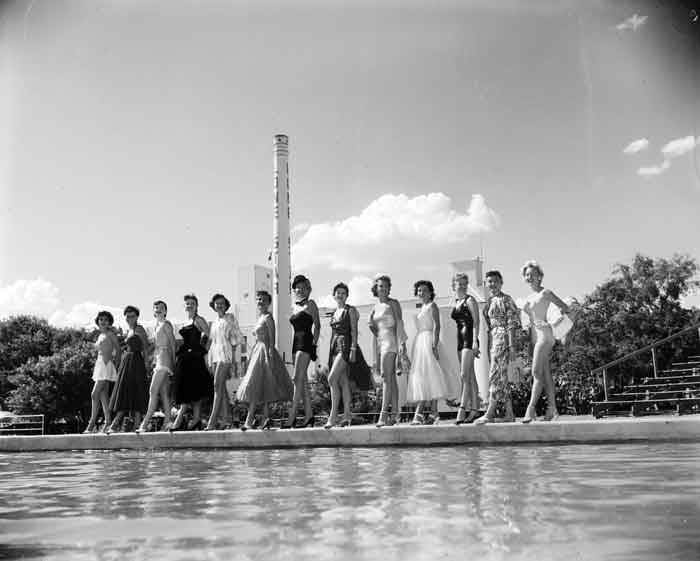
[
  {"left": 328, "top": 306, "right": 373, "bottom": 391},
  {"left": 109, "top": 332, "right": 148, "bottom": 413}
]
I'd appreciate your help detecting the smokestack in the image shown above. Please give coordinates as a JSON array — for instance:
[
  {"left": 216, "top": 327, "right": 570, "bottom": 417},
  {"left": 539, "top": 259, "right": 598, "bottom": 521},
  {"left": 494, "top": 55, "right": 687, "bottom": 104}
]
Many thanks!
[{"left": 273, "top": 134, "right": 293, "bottom": 366}]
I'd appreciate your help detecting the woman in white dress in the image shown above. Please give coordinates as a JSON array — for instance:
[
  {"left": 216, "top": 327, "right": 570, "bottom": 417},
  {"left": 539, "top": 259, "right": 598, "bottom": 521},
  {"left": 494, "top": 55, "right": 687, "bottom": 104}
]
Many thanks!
[
  {"left": 137, "top": 300, "right": 176, "bottom": 432},
  {"left": 84, "top": 311, "right": 121, "bottom": 433},
  {"left": 369, "top": 275, "right": 408, "bottom": 427},
  {"left": 521, "top": 261, "right": 570, "bottom": 423},
  {"left": 407, "top": 280, "right": 461, "bottom": 425},
  {"left": 205, "top": 293, "right": 242, "bottom": 431}
]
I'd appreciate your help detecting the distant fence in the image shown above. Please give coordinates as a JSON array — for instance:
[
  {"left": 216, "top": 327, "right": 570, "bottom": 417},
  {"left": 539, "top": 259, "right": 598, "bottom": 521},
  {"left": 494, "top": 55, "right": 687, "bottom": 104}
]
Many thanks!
[{"left": 0, "top": 414, "right": 45, "bottom": 436}]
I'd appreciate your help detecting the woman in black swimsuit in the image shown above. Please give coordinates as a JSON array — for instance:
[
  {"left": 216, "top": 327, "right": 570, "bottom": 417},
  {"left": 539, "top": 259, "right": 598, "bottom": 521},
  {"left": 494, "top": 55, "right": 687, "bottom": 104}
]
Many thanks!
[
  {"left": 285, "top": 275, "right": 319, "bottom": 428},
  {"left": 451, "top": 273, "right": 482, "bottom": 424}
]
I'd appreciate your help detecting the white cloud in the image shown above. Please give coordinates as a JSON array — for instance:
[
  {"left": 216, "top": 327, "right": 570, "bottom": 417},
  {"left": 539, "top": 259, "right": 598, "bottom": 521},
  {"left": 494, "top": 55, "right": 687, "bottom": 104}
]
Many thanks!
[
  {"left": 0, "top": 278, "right": 124, "bottom": 329},
  {"left": 637, "top": 160, "right": 670, "bottom": 177},
  {"left": 623, "top": 138, "right": 649, "bottom": 154},
  {"left": 616, "top": 14, "right": 648, "bottom": 31},
  {"left": 292, "top": 192, "right": 499, "bottom": 273},
  {"left": 661, "top": 135, "right": 698, "bottom": 159}
]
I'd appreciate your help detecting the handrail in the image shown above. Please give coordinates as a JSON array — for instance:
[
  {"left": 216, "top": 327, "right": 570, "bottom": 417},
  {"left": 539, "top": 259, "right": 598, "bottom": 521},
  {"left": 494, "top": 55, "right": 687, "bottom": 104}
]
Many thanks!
[
  {"left": 591, "top": 322, "right": 700, "bottom": 375},
  {"left": 591, "top": 322, "right": 700, "bottom": 402}
]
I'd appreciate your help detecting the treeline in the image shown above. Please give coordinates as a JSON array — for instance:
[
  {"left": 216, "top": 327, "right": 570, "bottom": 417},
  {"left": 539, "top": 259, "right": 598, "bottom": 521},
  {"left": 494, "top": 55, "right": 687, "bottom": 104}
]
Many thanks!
[{"left": 1, "top": 253, "right": 699, "bottom": 431}]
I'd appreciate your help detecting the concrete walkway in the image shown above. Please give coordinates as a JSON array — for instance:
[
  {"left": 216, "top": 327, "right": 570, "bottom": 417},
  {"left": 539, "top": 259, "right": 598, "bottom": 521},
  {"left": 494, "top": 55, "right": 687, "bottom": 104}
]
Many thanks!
[{"left": 1, "top": 415, "right": 699, "bottom": 452}]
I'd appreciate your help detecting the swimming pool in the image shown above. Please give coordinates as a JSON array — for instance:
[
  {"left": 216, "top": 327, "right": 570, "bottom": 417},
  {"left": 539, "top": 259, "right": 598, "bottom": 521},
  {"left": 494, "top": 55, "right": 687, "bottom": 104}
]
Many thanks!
[{"left": 1, "top": 443, "right": 698, "bottom": 560}]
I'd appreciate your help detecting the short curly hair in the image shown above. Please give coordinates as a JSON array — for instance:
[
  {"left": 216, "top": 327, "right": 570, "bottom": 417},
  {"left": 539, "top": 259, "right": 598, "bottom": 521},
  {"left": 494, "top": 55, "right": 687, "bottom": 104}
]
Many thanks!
[
  {"left": 451, "top": 272, "right": 469, "bottom": 291},
  {"left": 333, "top": 282, "right": 349, "bottom": 296},
  {"left": 256, "top": 290, "right": 272, "bottom": 305},
  {"left": 123, "top": 305, "right": 140, "bottom": 317},
  {"left": 371, "top": 275, "right": 392, "bottom": 297},
  {"left": 521, "top": 260, "right": 544, "bottom": 279},
  {"left": 485, "top": 270, "right": 503, "bottom": 283},
  {"left": 94, "top": 310, "right": 114, "bottom": 326},
  {"left": 153, "top": 300, "right": 168, "bottom": 313},
  {"left": 292, "top": 274, "right": 312, "bottom": 293},
  {"left": 413, "top": 280, "right": 435, "bottom": 301},
  {"left": 183, "top": 293, "right": 199, "bottom": 307}
]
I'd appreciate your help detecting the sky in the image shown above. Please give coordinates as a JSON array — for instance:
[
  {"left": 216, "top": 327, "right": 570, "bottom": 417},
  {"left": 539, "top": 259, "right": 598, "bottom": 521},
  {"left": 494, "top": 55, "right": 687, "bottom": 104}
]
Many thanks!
[{"left": 1, "top": 0, "right": 699, "bottom": 328}]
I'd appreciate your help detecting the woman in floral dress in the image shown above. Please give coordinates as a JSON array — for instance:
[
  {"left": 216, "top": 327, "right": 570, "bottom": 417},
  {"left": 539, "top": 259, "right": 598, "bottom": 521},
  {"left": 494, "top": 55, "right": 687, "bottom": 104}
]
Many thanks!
[{"left": 475, "top": 270, "right": 521, "bottom": 424}]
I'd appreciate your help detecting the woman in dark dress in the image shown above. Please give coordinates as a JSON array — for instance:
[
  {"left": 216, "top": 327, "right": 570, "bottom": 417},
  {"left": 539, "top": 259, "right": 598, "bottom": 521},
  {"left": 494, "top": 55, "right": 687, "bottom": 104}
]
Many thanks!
[
  {"left": 324, "top": 282, "right": 373, "bottom": 429},
  {"left": 107, "top": 306, "right": 149, "bottom": 433},
  {"left": 171, "top": 294, "right": 213, "bottom": 431},
  {"left": 450, "top": 273, "right": 482, "bottom": 425},
  {"left": 284, "top": 275, "right": 319, "bottom": 429}
]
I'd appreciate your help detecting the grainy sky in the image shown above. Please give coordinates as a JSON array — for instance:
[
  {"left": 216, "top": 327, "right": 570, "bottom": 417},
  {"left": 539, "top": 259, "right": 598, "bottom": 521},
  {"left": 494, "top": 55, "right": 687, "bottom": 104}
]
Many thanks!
[{"left": 1, "top": 0, "right": 698, "bottom": 326}]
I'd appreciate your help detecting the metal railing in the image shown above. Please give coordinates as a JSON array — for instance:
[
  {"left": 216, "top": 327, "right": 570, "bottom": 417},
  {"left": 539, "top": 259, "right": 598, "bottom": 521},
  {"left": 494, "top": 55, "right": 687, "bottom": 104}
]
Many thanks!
[
  {"left": 591, "top": 322, "right": 700, "bottom": 401},
  {"left": 0, "top": 414, "right": 45, "bottom": 435}
]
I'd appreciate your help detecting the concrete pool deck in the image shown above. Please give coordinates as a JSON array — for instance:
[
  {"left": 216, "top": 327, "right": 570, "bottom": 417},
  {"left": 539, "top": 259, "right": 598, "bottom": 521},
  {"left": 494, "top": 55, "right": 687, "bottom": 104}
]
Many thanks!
[{"left": 1, "top": 415, "right": 700, "bottom": 452}]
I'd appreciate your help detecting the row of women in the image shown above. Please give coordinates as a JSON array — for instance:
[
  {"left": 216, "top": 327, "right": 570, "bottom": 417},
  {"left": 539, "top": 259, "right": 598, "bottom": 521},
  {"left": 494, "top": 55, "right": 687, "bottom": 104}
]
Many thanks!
[{"left": 84, "top": 259, "right": 570, "bottom": 433}]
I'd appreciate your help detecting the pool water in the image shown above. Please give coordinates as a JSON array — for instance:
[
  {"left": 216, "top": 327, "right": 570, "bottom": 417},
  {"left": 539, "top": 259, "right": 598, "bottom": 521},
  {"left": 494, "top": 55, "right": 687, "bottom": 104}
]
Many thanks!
[{"left": 1, "top": 443, "right": 699, "bottom": 560}]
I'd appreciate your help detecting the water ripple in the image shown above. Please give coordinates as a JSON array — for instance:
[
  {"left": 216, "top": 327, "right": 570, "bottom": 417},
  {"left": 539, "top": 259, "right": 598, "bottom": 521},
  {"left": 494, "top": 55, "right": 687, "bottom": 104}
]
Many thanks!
[{"left": 0, "top": 443, "right": 699, "bottom": 560}]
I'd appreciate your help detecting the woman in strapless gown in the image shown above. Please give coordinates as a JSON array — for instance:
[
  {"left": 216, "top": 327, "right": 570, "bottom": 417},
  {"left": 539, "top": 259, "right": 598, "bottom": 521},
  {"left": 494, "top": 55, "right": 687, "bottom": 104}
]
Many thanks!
[
  {"left": 369, "top": 275, "right": 407, "bottom": 427},
  {"left": 137, "top": 300, "right": 176, "bottom": 433},
  {"left": 237, "top": 291, "right": 294, "bottom": 430},
  {"left": 171, "top": 294, "right": 213, "bottom": 431},
  {"left": 521, "top": 261, "right": 570, "bottom": 423},
  {"left": 407, "top": 280, "right": 461, "bottom": 424},
  {"left": 205, "top": 293, "right": 242, "bottom": 431},
  {"left": 451, "top": 272, "right": 483, "bottom": 424},
  {"left": 107, "top": 306, "right": 149, "bottom": 433},
  {"left": 285, "top": 275, "right": 319, "bottom": 429},
  {"left": 84, "top": 311, "right": 121, "bottom": 433},
  {"left": 324, "top": 282, "right": 373, "bottom": 429}
]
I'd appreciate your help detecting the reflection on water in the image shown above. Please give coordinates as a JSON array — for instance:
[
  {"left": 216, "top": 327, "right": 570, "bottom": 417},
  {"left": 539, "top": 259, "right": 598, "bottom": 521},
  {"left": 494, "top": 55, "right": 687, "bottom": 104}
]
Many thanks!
[{"left": 1, "top": 443, "right": 699, "bottom": 560}]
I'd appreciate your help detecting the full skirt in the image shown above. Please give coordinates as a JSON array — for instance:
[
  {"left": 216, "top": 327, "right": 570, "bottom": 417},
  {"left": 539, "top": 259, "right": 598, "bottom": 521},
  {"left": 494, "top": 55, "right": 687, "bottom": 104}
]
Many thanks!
[
  {"left": 92, "top": 360, "right": 117, "bottom": 382},
  {"left": 328, "top": 335, "right": 374, "bottom": 391},
  {"left": 406, "top": 331, "right": 461, "bottom": 402},
  {"left": 237, "top": 342, "right": 294, "bottom": 404},
  {"left": 109, "top": 351, "right": 148, "bottom": 413},
  {"left": 173, "top": 351, "right": 213, "bottom": 404}
]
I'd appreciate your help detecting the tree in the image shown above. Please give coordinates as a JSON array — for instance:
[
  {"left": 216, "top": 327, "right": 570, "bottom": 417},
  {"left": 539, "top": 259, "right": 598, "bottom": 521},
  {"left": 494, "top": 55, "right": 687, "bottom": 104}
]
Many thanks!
[{"left": 6, "top": 341, "right": 95, "bottom": 432}]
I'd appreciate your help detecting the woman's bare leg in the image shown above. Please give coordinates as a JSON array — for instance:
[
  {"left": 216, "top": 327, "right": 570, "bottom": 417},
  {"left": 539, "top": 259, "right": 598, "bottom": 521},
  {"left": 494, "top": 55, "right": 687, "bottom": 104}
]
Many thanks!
[
  {"left": 207, "top": 362, "right": 229, "bottom": 429},
  {"left": 140, "top": 369, "right": 170, "bottom": 431},
  {"left": 326, "top": 354, "right": 346, "bottom": 427},
  {"left": 287, "top": 351, "right": 311, "bottom": 425},
  {"left": 340, "top": 373, "right": 352, "bottom": 422}
]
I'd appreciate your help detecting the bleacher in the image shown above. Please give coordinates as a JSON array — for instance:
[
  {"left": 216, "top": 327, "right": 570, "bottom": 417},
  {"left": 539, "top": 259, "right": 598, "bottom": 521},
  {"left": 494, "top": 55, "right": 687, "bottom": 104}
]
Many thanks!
[{"left": 593, "top": 355, "right": 700, "bottom": 418}]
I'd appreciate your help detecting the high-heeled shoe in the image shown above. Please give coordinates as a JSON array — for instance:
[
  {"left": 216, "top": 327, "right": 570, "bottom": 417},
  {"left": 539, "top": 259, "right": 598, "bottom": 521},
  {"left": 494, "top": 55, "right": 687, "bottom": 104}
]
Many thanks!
[
  {"left": 302, "top": 416, "right": 316, "bottom": 428},
  {"left": 187, "top": 419, "right": 203, "bottom": 431},
  {"left": 323, "top": 421, "right": 335, "bottom": 430},
  {"left": 410, "top": 413, "right": 425, "bottom": 426},
  {"left": 281, "top": 418, "right": 297, "bottom": 430},
  {"left": 82, "top": 425, "right": 97, "bottom": 434},
  {"left": 386, "top": 414, "right": 397, "bottom": 427},
  {"left": 376, "top": 412, "right": 389, "bottom": 428},
  {"left": 544, "top": 409, "right": 560, "bottom": 422},
  {"left": 474, "top": 415, "right": 494, "bottom": 425},
  {"left": 522, "top": 407, "right": 536, "bottom": 424},
  {"left": 260, "top": 418, "right": 271, "bottom": 431},
  {"left": 339, "top": 418, "right": 352, "bottom": 428}
]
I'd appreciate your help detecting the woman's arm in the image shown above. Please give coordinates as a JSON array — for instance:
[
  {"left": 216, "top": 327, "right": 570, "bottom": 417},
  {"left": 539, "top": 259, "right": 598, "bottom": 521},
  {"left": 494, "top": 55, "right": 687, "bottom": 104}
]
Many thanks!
[
  {"left": 391, "top": 299, "right": 408, "bottom": 346},
  {"left": 164, "top": 321, "right": 178, "bottom": 361},
  {"left": 467, "top": 297, "right": 481, "bottom": 356},
  {"left": 368, "top": 308, "right": 378, "bottom": 337},
  {"left": 308, "top": 300, "right": 321, "bottom": 345},
  {"left": 544, "top": 289, "right": 570, "bottom": 315},
  {"left": 430, "top": 302, "right": 440, "bottom": 359},
  {"left": 267, "top": 315, "right": 277, "bottom": 346},
  {"left": 349, "top": 306, "right": 359, "bottom": 362},
  {"left": 195, "top": 316, "right": 210, "bottom": 345}
]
